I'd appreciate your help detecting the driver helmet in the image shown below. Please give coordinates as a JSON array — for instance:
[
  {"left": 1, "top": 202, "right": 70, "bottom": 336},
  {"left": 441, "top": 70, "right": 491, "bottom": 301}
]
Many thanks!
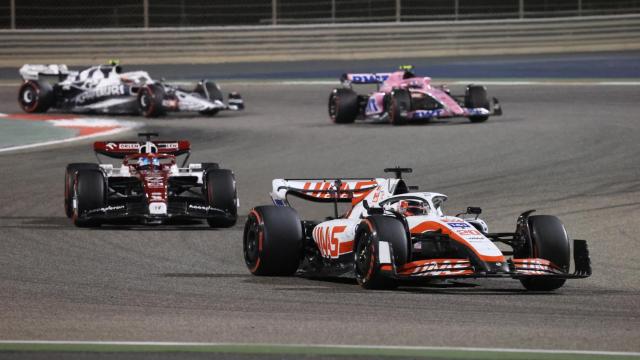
[
  {"left": 137, "top": 156, "right": 160, "bottom": 169},
  {"left": 398, "top": 199, "right": 428, "bottom": 216}
]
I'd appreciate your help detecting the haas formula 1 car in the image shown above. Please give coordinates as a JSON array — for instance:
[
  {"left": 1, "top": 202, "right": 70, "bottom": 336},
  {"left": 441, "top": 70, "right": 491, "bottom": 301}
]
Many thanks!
[
  {"left": 329, "top": 66, "right": 502, "bottom": 125},
  {"left": 244, "top": 168, "right": 591, "bottom": 291},
  {"left": 65, "top": 133, "right": 238, "bottom": 227},
  {"left": 18, "top": 63, "right": 244, "bottom": 118}
]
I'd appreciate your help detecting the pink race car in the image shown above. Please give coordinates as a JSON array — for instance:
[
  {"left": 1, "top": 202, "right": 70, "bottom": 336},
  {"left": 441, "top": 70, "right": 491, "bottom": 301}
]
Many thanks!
[{"left": 328, "top": 66, "right": 502, "bottom": 125}]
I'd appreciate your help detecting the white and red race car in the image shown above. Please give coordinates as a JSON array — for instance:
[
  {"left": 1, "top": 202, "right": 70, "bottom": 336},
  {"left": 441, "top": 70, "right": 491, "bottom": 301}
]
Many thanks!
[
  {"left": 65, "top": 133, "right": 238, "bottom": 227},
  {"left": 329, "top": 66, "right": 502, "bottom": 125},
  {"left": 243, "top": 168, "right": 590, "bottom": 291}
]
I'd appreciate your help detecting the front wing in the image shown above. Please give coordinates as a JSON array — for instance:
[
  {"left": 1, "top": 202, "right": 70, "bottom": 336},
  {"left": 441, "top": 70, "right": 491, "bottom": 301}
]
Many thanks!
[
  {"left": 77, "top": 197, "right": 234, "bottom": 223},
  {"left": 377, "top": 239, "right": 591, "bottom": 281}
]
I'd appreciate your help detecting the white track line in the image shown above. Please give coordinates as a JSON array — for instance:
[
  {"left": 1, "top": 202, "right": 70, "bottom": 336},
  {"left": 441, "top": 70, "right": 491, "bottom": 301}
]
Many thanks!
[
  {"left": 0, "top": 341, "right": 638, "bottom": 357},
  {"left": 0, "top": 127, "right": 131, "bottom": 153}
]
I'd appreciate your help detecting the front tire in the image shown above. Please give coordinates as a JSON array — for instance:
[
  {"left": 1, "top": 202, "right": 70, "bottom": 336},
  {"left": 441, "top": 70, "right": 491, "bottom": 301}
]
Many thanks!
[
  {"left": 329, "top": 88, "right": 358, "bottom": 124},
  {"left": 18, "top": 80, "right": 54, "bottom": 113},
  {"left": 204, "top": 169, "right": 238, "bottom": 228},
  {"left": 243, "top": 206, "right": 303, "bottom": 276},
  {"left": 465, "top": 85, "right": 490, "bottom": 123},
  {"left": 354, "top": 216, "right": 409, "bottom": 289},
  {"left": 519, "top": 215, "right": 571, "bottom": 291},
  {"left": 73, "top": 169, "right": 106, "bottom": 228},
  {"left": 65, "top": 163, "right": 99, "bottom": 218},
  {"left": 138, "top": 83, "right": 165, "bottom": 118},
  {"left": 388, "top": 89, "right": 411, "bottom": 126}
]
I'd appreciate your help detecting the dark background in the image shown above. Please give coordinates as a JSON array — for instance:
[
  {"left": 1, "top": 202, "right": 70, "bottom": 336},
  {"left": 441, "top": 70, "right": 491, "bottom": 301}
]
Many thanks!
[{"left": 1, "top": 0, "right": 639, "bottom": 28}]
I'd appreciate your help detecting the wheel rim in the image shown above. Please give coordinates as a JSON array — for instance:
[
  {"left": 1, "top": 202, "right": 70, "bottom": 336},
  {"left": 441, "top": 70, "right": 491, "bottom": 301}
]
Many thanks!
[
  {"left": 139, "top": 91, "right": 150, "bottom": 110},
  {"left": 244, "top": 216, "right": 260, "bottom": 266},
  {"left": 329, "top": 94, "right": 337, "bottom": 120},
  {"left": 22, "top": 88, "right": 35, "bottom": 104},
  {"left": 354, "top": 232, "right": 374, "bottom": 281}
]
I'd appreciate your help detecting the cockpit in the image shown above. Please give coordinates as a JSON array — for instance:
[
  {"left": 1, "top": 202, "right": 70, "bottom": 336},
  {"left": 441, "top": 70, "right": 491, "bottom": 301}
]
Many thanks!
[{"left": 381, "top": 196, "right": 431, "bottom": 217}]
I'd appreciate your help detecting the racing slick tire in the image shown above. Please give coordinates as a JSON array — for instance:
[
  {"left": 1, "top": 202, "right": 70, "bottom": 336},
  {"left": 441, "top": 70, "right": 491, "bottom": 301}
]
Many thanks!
[
  {"left": 201, "top": 162, "right": 220, "bottom": 171},
  {"left": 198, "top": 80, "right": 224, "bottom": 116},
  {"left": 65, "top": 163, "right": 99, "bottom": 218},
  {"left": 18, "top": 80, "right": 55, "bottom": 113},
  {"left": 465, "top": 85, "right": 490, "bottom": 123},
  {"left": 138, "top": 83, "right": 165, "bottom": 118},
  {"left": 243, "top": 206, "right": 303, "bottom": 276},
  {"left": 388, "top": 89, "right": 411, "bottom": 126},
  {"left": 354, "top": 215, "right": 409, "bottom": 290},
  {"left": 73, "top": 169, "right": 106, "bottom": 228},
  {"left": 328, "top": 88, "right": 358, "bottom": 124},
  {"left": 519, "top": 215, "right": 571, "bottom": 291},
  {"left": 204, "top": 169, "right": 238, "bottom": 228}
]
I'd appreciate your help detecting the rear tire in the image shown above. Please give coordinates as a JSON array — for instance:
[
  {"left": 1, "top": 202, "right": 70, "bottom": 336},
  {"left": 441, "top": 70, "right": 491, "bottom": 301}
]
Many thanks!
[
  {"left": 197, "top": 80, "right": 223, "bottom": 116},
  {"left": 328, "top": 88, "right": 358, "bottom": 124},
  {"left": 18, "top": 80, "right": 54, "bottom": 113},
  {"left": 201, "top": 162, "right": 220, "bottom": 171},
  {"left": 519, "top": 215, "right": 570, "bottom": 291},
  {"left": 138, "top": 83, "right": 165, "bottom": 118},
  {"left": 65, "top": 163, "right": 99, "bottom": 218},
  {"left": 204, "top": 169, "right": 238, "bottom": 228},
  {"left": 465, "top": 85, "right": 490, "bottom": 123},
  {"left": 73, "top": 169, "right": 106, "bottom": 228},
  {"left": 354, "top": 216, "right": 409, "bottom": 289},
  {"left": 243, "top": 206, "right": 303, "bottom": 276},
  {"left": 388, "top": 89, "right": 411, "bottom": 126}
]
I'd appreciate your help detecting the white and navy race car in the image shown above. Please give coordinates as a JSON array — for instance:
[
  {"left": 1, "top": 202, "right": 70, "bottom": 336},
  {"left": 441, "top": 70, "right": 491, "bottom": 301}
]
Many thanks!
[
  {"left": 18, "top": 63, "right": 244, "bottom": 117},
  {"left": 243, "top": 168, "right": 591, "bottom": 291}
]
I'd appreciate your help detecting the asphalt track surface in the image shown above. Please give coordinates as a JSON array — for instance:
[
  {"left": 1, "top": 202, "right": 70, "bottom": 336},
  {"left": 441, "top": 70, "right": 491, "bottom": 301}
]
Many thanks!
[{"left": 1, "top": 56, "right": 640, "bottom": 358}]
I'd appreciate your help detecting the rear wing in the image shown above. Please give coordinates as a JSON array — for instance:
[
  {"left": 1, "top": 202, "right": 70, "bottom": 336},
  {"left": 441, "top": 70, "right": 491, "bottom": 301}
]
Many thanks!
[
  {"left": 341, "top": 73, "right": 391, "bottom": 85},
  {"left": 94, "top": 140, "right": 191, "bottom": 158},
  {"left": 270, "top": 178, "right": 382, "bottom": 205},
  {"left": 19, "top": 64, "right": 73, "bottom": 81}
]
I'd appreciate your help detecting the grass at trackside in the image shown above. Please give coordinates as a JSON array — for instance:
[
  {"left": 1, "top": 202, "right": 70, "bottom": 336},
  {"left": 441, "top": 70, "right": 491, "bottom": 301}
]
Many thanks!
[{"left": 0, "top": 343, "right": 639, "bottom": 360}]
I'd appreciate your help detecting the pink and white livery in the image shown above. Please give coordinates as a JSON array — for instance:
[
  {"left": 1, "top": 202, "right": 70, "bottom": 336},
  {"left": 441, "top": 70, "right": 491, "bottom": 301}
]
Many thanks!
[
  {"left": 243, "top": 167, "right": 590, "bottom": 291},
  {"left": 328, "top": 66, "right": 502, "bottom": 125}
]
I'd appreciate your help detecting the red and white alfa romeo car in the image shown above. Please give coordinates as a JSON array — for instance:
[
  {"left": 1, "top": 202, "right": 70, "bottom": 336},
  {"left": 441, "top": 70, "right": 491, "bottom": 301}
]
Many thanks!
[
  {"left": 243, "top": 168, "right": 590, "bottom": 291},
  {"left": 328, "top": 66, "right": 502, "bottom": 125},
  {"left": 65, "top": 133, "right": 238, "bottom": 227}
]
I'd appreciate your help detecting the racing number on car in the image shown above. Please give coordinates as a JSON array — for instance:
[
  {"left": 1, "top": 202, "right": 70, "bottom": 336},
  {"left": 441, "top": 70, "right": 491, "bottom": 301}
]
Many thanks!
[{"left": 314, "top": 225, "right": 347, "bottom": 258}]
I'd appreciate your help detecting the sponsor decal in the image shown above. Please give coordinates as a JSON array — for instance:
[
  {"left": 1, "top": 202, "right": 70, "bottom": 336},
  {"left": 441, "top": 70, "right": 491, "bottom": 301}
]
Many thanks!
[
  {"left": 314, "top": 225, "right": 347, "bottom": 258},
  {"left": 149, "top": 192, "right": 164, "bottom": 201},
  {"left": 413, "top": 109, "right": 445, "bottom": 118},
  {"left": 366, "top": 98, "right": 379, "bottom": 113},
  {"left": 350, "top": 74, "right": 389, "bottom": 83},
  {"left": 457, "top": 229, "right": 483, "bottom": 236},
  {"left": 159, "top": 142, "right": 179, "bottom": 149},
  {"left": 87, "top": 205, "right": 125, "bottom": 214},
  {"left": 401, "top": 259, "right": 472, "bottom": 276},
  {"left": 76, "top": 85, "right": 128, "bottom": 104},
  {"left": 148, "top": 202, "right": 167, "bottom": 215},
  {"left": 119, "top": 143, "right": 139, "bottom": 150},
  {"left": 145, "top": 176, "right": 165, "bottom": 188},
  {"left": 447, "top": 222, "right": 471, "bottom": 228},
  {"left": 188, "top": 204, "right": 215, "bottom": 211},
  {"left": 106, "top": 142, "right": 117, "bottom": 150},
  {"left": 301, "top": 180, "right": 377, "bottom": 199}
]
